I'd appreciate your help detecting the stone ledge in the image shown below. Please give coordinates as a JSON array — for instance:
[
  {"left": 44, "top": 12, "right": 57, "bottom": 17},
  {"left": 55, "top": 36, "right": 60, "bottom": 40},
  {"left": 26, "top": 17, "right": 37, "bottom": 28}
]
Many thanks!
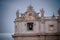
[
  {"left": 12, "top": 33, "right": 40, "bottom": 37},
  {"left": 12, "top": 33, "right": 60, "bottom": 38}
]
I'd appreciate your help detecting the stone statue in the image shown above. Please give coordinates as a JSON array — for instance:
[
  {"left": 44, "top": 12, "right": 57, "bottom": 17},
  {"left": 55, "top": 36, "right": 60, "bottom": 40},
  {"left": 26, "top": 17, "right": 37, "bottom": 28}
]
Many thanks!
[
  {"left": 58, "top": 8, "right": 60, "bottom": 16},
  {"left": 40, "top": 8, "right": 45, "bottom": 17},
  {"left": 40, "top": 8, "right": 45, "bottom": 14}
]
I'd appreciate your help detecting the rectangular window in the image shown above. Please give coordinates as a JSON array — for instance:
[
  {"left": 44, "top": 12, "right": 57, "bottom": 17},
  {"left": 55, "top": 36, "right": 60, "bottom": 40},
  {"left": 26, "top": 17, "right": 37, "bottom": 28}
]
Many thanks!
[
  {"left": 49, "top": 25, "right": 54, "bottom": 31},
  {"left": 27, "top": 22, "right": 33, "bottom": 31}
]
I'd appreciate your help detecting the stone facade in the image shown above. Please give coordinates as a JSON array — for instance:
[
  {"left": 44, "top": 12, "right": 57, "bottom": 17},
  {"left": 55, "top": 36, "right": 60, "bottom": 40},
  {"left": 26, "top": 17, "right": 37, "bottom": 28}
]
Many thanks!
[{"left": 12, "top": 6, "right": 60, "bottom": 40}]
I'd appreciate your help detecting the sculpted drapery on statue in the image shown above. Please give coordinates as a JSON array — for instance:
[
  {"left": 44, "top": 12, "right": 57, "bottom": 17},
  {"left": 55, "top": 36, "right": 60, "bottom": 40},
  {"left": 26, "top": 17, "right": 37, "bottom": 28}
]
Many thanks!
[
  {"left": 40, "top": 8, "right": 45, "bottom": 23},
  {"left": 40, "top": 8, "right": 45, "bottom": 17}
]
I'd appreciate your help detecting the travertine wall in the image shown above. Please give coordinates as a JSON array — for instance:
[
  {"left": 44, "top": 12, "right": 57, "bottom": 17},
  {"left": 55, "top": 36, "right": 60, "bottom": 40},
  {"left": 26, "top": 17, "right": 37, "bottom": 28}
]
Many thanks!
[
  {"left": 44, "top": 21, "right": 58, "bottom": 33},
  {"left": 15, "top": 21, "right": 40, "bottom": 34},
  {"left": 14, "top": 20, "right": 59, "bottom": 40},
  {"left": 14, "top": 36, "right": 40, "bottom": 40},
  {"left": 13, "top": 35, "right": 60, "bottom": 40},
  {"left": 58, "top": 20, "right": 60, "bottom": 32},
  {"left": 46, "top": 36, "right": 57, "bottom": 40},
  {"left": 15, "top": 20, "right": 58, "bottom": 34}
]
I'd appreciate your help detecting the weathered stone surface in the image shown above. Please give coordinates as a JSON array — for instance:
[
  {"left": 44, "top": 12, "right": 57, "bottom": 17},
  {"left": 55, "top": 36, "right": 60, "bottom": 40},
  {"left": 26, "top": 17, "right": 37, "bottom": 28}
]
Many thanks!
[{"left": 13, "top": 6, "right": 60, "bottom": 40}]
